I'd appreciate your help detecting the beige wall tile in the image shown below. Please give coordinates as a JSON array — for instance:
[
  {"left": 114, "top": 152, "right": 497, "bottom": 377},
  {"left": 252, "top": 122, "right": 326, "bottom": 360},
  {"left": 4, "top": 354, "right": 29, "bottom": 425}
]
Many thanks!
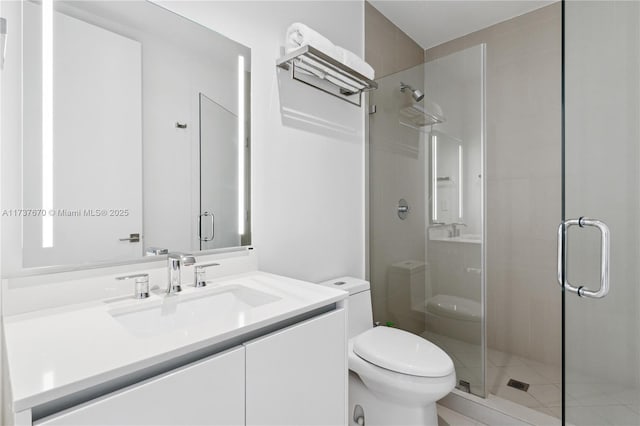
[
  {"left": 368, "top": 1, "right": 561, "bottom": 366},
  {"left": 426, "top": 3, "right": 562, "bottom": 366},
  {"left": 365, "top": 1, "right": 424, "bottom": 78}
]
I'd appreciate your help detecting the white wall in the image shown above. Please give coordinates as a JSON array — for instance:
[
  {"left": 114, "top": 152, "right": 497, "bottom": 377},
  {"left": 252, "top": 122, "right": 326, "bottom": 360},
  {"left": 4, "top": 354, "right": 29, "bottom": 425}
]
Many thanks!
[{"left": 156, "top": 1, "right": 366, "bottom": 283}]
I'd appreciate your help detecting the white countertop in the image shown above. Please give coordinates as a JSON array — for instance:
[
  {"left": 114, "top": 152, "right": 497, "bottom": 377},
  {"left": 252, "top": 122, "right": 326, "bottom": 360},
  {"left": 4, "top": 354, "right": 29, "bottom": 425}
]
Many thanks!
[
  {"left": 3, "top": 271, "right": 347, "bottom": 412},
  {"left": 429, "top": 235, "right": 482, "bottom": 244}
]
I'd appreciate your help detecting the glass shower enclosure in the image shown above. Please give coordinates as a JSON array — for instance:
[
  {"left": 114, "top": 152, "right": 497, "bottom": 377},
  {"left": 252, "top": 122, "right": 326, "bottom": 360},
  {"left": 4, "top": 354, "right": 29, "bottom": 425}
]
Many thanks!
[
  {"left": 368, "top": 44, "right": 486, "bottom": 396},
  {"left": 369, "top": 2, "right": 640, "bottom": 423},
  {"left": 563, "top": 1, "right": 640, "bottom": 424}
]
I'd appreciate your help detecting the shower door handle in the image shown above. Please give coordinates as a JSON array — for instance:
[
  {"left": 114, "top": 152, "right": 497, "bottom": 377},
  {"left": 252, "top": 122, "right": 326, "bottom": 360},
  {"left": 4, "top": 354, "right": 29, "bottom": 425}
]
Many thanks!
[
  {"left": 198, "top": 211, "right": 215, "bottom": 242},
  {"left": 557, "top": 217, "right": 610, "bottom": 298}
]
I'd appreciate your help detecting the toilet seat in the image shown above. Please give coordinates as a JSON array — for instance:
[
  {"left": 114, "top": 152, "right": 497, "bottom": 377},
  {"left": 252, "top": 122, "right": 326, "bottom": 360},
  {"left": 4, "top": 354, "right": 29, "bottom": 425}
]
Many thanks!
[
  {"left": 348, "top": 339, "right": 456, "bottom": 406},
  {"left": 353, "top": 326, "right": 453, "bottom": 377}
]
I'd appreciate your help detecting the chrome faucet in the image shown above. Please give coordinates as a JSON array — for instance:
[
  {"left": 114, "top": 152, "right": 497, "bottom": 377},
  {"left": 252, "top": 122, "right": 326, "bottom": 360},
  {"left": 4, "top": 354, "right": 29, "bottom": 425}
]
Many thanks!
[
  {"left": 167, "top": 252, "right": 196, "bottom": 294},
  {"left": 450, "top": 223, "right": 467, "bottom": 238}
]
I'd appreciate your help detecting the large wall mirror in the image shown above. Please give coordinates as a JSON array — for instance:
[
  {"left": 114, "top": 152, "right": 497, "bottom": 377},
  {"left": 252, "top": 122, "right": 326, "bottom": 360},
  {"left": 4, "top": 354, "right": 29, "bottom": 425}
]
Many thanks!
[{"left": 7, "top": 0, "right": 251, "bottom": 274}]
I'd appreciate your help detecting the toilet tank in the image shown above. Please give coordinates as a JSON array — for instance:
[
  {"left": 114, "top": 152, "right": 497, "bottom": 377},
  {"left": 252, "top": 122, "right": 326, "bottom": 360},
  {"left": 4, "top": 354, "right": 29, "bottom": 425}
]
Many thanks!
[
  {"left": 318, "top": 277, "right": 373, "bottom": 338},
  {"left": 388, "top": 260, "right": 429, "bottom": 313}
]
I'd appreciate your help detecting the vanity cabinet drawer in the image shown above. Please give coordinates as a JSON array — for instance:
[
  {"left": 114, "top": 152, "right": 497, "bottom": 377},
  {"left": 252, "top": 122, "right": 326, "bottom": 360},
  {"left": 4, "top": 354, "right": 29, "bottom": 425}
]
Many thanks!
[
  {"left": 36, "top": 346, "right": 245, "bottom": 426},
  {"left": 244, "top": 309, "right": 347, "bottom": 426}
]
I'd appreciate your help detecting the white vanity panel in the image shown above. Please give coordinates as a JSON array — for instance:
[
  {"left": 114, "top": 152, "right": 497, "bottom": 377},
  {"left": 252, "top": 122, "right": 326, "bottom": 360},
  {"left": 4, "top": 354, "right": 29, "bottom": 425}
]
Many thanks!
[
  {"left": 245, "top": 309, "right": 347, "bottom": 426},
  {"left": 36, "top": 347, "right": 245, "bottom": 426}
]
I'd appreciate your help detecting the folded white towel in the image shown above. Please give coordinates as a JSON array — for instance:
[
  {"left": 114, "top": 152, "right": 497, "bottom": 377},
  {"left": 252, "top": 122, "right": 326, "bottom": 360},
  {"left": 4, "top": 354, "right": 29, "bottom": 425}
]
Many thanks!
[
  {"left": 286, "top": 23, "right": 338, "bottom": 59},
  {"left": 335, "top": 46, "right": 375, "bottom": 80}
]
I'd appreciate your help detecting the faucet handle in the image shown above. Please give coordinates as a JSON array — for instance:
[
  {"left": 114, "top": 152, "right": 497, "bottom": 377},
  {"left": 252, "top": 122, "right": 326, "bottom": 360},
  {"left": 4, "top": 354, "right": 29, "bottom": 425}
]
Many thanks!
[
  {"left": 116, "top": 273, "right": 150, "bottom": 299},
  {"left": 194, "top": 263, "right": 220, "bottom": 287}
]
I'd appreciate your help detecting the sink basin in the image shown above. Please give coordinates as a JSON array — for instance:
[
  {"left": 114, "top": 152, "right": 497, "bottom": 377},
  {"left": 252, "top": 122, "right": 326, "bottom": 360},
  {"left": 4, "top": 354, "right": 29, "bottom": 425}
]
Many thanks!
[{"left": 110, "top": 284, "right": 281, "bottom": 338}]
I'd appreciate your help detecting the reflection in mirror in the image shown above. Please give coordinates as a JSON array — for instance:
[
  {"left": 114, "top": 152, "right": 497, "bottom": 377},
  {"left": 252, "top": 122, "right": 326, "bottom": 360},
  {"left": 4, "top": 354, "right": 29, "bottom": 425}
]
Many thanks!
[
  {"left": 16, "top": 1, "right": 251, "bottom": 272},
  {"left": 424, "top": 44, "right": 484, "bottom": 396},
  {"left": 426, "top": 44, "right": 483, "bottom": 241},
  {"left": 430, "top": 131, "right": 463, "bottom": 226},
  {"left": 199, "top": 92, "right": 249, "bottom": 250}
]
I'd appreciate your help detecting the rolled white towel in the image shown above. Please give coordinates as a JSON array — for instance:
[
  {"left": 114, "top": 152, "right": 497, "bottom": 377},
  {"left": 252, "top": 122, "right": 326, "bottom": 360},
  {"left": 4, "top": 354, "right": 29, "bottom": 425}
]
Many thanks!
[
  {"left": 286, "top": 23, "right": 338, "bottom": 59},
  {"left": 335, "top": 46, "right": 375, "bottom": 80}
]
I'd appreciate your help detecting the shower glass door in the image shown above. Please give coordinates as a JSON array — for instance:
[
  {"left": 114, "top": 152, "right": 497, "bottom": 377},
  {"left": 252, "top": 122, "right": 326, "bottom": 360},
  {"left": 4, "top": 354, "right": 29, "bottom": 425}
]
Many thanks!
[
  {"left": 368, "top": 45, "right": 485, "bottom": 397},
  {"left": 563, "top": 1, "right": 640, "bottom": 424}
]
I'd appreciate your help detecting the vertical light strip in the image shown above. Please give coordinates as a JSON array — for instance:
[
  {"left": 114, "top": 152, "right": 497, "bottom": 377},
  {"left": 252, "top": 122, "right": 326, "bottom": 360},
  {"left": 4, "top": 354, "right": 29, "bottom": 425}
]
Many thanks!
[
  {"left": 458, "top": 145, "right": 463, "bottom": 219},
  {"left": 432, "top": 135, "right": 438, "bottom": 222},
  {"left": 237, "top": 55, "right": 245, "bottom": 235},
  {"left": 42, "top": 0, "right": 53, "bottom": 248}
]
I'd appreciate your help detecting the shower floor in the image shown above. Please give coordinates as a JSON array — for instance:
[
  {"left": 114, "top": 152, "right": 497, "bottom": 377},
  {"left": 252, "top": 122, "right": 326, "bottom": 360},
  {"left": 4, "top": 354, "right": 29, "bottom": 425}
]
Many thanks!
[
  {"left": 423, "top": 331, "right": 640, "bottom": 424},
  {"left": 484, "top": 349, "right": 562, "bottom": 419},
  {"left": 423, "top": 331, "right": 562, "bottom": 418}
]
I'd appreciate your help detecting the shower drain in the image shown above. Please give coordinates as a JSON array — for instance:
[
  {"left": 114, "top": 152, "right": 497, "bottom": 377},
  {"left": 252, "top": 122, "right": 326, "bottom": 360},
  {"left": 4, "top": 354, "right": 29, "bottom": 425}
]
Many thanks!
[{"left": 507, "top": 378, "right": 530, "bottom": 392}]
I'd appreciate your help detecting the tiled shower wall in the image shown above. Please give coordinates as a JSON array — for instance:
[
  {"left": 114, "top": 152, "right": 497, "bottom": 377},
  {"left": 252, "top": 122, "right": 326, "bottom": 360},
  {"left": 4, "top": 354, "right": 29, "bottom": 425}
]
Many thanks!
[
  {"left": 364, "top": 1, "right": 428, "bottom": 328},
  {"left": 364, "top": 2, "right": 424, "bottom": 79},
  {"left": 425, "top": 3, "right": 562, "bottom": 367}
]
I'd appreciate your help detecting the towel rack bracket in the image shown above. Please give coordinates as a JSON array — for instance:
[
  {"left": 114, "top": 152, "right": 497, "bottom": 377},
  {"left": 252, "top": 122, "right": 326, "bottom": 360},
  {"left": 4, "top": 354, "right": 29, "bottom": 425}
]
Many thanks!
[{"left": 276, "top": 45, "right": 378, "bottom": 107}]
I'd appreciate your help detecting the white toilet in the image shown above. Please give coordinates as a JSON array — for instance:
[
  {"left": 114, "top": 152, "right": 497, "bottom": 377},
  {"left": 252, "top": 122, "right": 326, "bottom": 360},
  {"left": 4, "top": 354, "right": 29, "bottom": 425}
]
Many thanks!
[{"left": 319, "top": 277, "right": 456, "bottom": 426}]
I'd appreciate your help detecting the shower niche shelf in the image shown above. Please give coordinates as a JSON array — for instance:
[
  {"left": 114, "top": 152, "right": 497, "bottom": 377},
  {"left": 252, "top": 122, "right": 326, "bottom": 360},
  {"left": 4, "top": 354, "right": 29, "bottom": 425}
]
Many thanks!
[
  {"left": 276, "top": 45, "right": 378, "bottom": 107},
  {"left": 400, "top": 103, "right": 445, "bottom": 129}
]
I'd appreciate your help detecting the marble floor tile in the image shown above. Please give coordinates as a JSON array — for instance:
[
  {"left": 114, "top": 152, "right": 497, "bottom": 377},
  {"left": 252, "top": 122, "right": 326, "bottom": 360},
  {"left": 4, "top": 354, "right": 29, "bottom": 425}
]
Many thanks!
[
  {"left": 424, "top": 334, "right": 640, "bottom": 422},
  {"left": 528, "top": 384, "right": 562, "bottom": 406}
]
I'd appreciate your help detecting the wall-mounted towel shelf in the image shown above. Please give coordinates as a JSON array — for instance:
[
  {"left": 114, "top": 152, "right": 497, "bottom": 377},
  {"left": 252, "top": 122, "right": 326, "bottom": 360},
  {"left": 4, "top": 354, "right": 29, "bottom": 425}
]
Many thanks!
[{"left": 276, "top": 45, "right": 378, "bottom": 107}]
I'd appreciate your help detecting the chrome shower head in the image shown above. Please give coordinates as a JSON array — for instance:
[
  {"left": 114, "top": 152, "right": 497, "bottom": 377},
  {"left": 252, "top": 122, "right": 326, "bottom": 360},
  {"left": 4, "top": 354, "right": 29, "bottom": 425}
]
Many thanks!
[{"left": 400, "top": 82, "right": 424, "bottom": 102}]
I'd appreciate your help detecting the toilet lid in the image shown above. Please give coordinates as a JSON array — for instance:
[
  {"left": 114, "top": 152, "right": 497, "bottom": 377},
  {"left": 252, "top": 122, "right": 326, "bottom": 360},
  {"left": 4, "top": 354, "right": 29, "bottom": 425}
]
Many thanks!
[{"left": 353, "top": 327, "right": 454, "bottom": 378}]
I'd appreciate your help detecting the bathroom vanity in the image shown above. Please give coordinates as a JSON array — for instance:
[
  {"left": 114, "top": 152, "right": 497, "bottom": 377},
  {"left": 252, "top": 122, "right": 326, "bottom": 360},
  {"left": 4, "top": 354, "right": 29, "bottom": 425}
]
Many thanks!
[
  {"left": 2, "top": 260, "right": 348, "bottom": 426},
  {"left": 0, "top": 1, "right": 351, "bottom": 424}
]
